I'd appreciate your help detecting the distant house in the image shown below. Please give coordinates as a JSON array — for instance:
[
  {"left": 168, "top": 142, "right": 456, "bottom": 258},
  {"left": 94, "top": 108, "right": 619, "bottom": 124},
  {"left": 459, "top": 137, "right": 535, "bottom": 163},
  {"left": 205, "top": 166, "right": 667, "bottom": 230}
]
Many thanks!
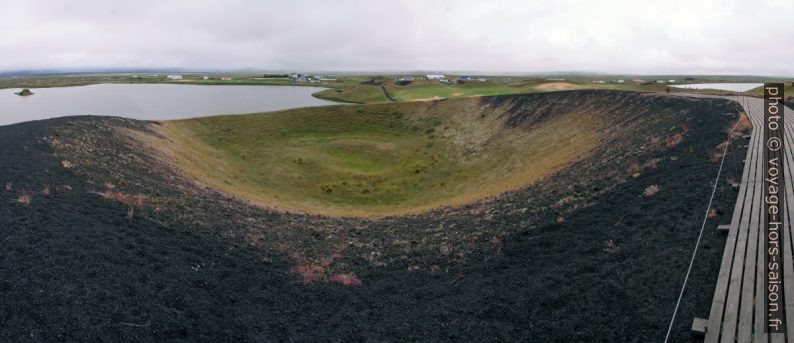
[
  {"left": 616, "top": 79, "right": 625, "bottom": 83},
  {"left": 220, "top": 77, "right": 232, "bottom": 81},
  {"left": 592, "top": 80, "right": 606, "bottom": 84},
  {"left": 203, "top": 76, "right": 209, "bottom": 80},
  {"left": 426, "top": 74, "right": 445, "bottom": 80},
  {"left": 456, "top": 76, "right": 487, "bottom": 82},
  {"left": 656, "top": 80, "right": 666, "bottom": 84},
  {"left": 290, "top": 73, "right": 309, "bottom": 83},
  {"left": 395, "top": 76, "right": 415, "bottom": 85},
  {"left": 166, "top": 75, "right": 183, "bottom": 80},
  {"left": 439, "top": 78, "right": 450, "bottom": 83},
  {"left": 668, "top": 79, "right": 676, "bottom": 83}
]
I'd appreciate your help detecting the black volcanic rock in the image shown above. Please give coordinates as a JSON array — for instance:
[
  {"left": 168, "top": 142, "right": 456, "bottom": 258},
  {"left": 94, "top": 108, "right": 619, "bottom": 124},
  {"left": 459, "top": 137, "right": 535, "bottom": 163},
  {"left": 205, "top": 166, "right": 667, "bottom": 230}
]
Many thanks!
[{"left": 0, "top": 91, "right": 746, "bottom": 342}]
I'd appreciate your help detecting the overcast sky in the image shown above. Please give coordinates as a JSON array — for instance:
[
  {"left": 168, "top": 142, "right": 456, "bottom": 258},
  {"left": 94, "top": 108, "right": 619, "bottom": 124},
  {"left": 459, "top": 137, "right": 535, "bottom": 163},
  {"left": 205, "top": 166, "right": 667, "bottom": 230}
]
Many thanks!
[{"left": 1, "top": 0, "right": 792, "bottom": 75}]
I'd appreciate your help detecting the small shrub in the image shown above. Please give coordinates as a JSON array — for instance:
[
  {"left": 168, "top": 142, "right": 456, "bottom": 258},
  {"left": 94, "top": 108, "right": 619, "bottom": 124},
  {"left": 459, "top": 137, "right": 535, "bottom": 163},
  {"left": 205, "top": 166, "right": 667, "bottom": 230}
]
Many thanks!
[
  {"left": 97, "top": 191, "right": 147, "bottom": 207},
  {"left": 642, "top": 158, "right": 661, "bottom": 169},
  {"left": 730, "top": 113, "right": 752, "bottom": 137},
  {"left": 666, "top": 133, "right": 685, "bottom": 147},
  {"left": 603, "top": 240, "right": 619, "bottom": 253},
  {"left": 627, "top": 162, "right": 642, "bottom": 178},
  {"left": 17, "top": 194, "right": 32, "bottom": 206},
  {"left": 329, "top": 273, "right": 362, "bottom": 286},
  {"left": 290, "top": 264, "right": 325, "bottom": 284},
  {"left": 490, "top": 236, "right": 503, "bottom": 254},
  {"left": 643, "top": 184, "right": 661, "bottom": 197},
  {"left": 709, "top": 141, "right": 730, "bottom": 162},
  {"left": 440, "top": 242, "right": 452, "bottom": 256}
]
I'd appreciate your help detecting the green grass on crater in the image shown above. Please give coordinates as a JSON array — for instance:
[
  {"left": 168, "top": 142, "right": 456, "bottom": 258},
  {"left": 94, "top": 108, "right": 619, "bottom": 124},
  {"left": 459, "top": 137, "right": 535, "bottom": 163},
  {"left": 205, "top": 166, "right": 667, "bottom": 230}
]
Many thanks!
[{"left": 150, "top": 96, "right": 599, "bottom": 216}]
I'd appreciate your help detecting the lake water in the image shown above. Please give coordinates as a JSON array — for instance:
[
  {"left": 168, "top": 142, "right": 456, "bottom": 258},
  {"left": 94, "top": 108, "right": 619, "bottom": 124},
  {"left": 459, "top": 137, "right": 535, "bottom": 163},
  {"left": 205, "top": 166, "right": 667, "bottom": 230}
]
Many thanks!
[
  {"left": 670, "top": 83, "right": 764, "bottom": 92},
  {"left": 1, "top": 83, "right": 339, "bottom": 126}
]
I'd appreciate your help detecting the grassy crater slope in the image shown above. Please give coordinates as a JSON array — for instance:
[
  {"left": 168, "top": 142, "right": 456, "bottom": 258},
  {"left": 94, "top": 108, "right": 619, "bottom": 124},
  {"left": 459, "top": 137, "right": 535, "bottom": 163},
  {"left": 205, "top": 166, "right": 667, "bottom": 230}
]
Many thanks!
[{"left": 150, "top": 91, "right": 685, "bottom": 217}]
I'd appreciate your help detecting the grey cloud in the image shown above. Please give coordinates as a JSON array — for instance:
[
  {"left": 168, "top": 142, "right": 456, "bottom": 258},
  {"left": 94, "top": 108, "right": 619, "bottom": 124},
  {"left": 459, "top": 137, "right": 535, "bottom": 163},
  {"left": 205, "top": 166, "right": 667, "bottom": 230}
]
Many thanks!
[{"left": 0, "top": 0, "right": 791, "bottom": 75}]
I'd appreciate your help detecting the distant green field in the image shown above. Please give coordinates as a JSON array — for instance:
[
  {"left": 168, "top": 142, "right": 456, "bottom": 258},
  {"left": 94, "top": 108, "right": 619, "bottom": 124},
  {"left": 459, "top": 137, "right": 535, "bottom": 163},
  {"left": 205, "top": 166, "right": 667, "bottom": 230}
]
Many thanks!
[
  {"left": 0, "top": 74, "right": 327, "bottom": 90},
  {"left": 3, "top": 73, "right": 787, "bottom": 106},
  {"left": 744, "top": 83, "right": 794, "bottom": 99}
]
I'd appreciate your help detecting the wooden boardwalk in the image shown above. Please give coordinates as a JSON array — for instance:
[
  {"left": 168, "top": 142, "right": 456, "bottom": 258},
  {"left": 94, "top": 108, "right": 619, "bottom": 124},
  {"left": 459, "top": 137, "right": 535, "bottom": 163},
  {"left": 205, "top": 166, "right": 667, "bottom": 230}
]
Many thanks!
[{"left": 693, "top": 95, "right": 794, "bottom": 342}]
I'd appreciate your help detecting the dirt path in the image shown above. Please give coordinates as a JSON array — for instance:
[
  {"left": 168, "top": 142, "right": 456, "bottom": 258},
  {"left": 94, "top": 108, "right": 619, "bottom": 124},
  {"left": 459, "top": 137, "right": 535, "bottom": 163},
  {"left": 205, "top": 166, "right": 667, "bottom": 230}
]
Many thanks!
[{"left": 380, "top": 85, "right": 396, "bottom": 101}]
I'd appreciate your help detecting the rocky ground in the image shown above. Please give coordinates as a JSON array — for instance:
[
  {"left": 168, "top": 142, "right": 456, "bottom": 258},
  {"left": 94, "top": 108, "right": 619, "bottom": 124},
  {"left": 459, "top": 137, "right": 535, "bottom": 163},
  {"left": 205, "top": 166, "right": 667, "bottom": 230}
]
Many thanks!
[{"left": 1, "top": 91, "right": 748, "bottom": 341}]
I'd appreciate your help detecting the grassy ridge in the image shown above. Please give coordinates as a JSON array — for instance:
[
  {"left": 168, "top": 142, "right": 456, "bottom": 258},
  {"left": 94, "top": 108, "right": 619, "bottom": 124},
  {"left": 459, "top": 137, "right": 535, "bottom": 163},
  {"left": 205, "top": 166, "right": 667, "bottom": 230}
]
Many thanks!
[
  {"left": 313, "top": 79, "right": 692, "bottom": 104},
  {"left": 387, "top": 80, "right": 536, "bottom": 101},
  {"left": 744, "top": 83, "right": 794, "bottom": 100},
  {"left": 310, "top": 84, "right": 392, "bottom": 103},
  {"left": 150, "top": 96, "right": 600, "bottom": 216}
]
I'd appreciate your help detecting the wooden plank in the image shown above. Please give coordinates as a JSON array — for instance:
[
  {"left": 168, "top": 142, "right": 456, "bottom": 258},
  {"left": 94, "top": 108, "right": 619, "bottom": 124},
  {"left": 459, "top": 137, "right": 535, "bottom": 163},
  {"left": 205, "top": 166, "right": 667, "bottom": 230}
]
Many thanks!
[
  {"left": 706, "top": 99, "right": 763, "bottom": 343},
  {"left": 744, "top": 99, "right": 767, "bottom": 342},
  {"left": 719, "top": 116, "right": 763, "bottom": 342},
  {"left": 705, "top": 136, "right": 758, "bottom": 341},
  {"left": 783, "top": 105, "right": 794, "bottom": 340},
  {"left": 737, "top": 129, "right": 763, "bottom": 343},
  {"left": 736, "top": 105, "right": 765, "bottom": 342},
  {"left": 692, "top": 317, "right": 708, "bottom": 335},
  {"left": 704, "top": 96, "right": 763, "bottom": 342},
  {"left": 745, "top": 100, "right": 768, "bottom": 343},
  {"left": 776, "top": 106, "right": 794, "bottom": 340},
  {"left": 685, "top": 96, "right": 794, "bottom": 341},
  {"left": 756, "top": 222, "right": 767, "bottom": 343}
]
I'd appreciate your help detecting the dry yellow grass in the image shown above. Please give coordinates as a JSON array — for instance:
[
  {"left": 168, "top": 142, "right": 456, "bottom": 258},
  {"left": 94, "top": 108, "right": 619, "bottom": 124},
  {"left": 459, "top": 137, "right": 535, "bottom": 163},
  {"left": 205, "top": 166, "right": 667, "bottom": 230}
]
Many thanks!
[{"left": 533, "top": 82, "right": 586, "bottom": 91}]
